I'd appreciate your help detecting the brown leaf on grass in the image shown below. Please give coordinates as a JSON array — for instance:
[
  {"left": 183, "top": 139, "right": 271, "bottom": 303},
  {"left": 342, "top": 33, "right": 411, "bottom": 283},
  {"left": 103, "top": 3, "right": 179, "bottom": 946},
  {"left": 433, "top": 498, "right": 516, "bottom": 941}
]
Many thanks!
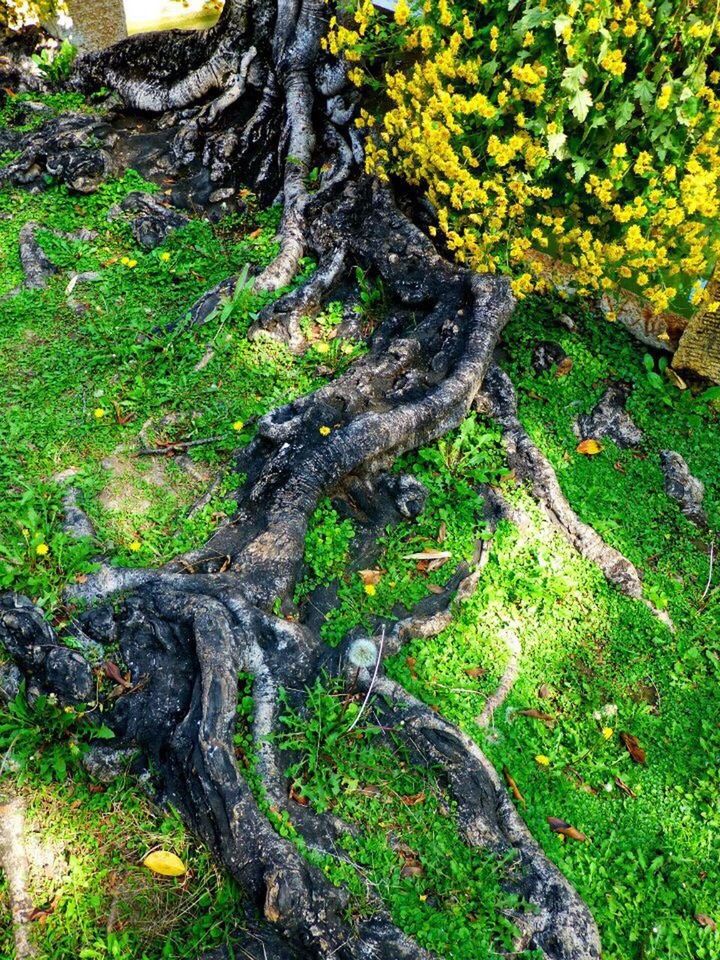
[
  {"left": 576, "top": 438, "right": 603, "bottom": 456},
  {"left": 465, "top": 666, "right": 486, "bottom": 680},
  {"left": 402, "top": 549, "right": 452, "bottom": 561},
  {"left": 405, "top": 656, "right": 417, "bottom": 677},
  {"left": 517, "top": 708, "right": 555, "bottom": 723},
  {"left": 620, "top": 731, "right": 646, "bottom": 764},
  {"left": 437, "top": 521, "right": 447, "bottom": 543},
  {"left": 359, "top": 569, "right": 382, "bottom": 586},
  {"left": 696, "top": 914, "right": 717, "bottom": 931},
  {"left": 555, "top": 356, "right": 574, "bottom": 377},
  {"left": 503, "top": 766, "right": 526, "bottom": 806},
  {"left": 289, "top": 784, "right": 309, "bottom": 806},
  {"left": 614, "top": 776, "right": 637, "bottom": 799},
  {"left": 426, "top": 583, "right": 444, "bottom": 595},
  {"left": 399, "top": 792, "right": 426, "bottom": 806},
  {"left": 103, "top": 661, "right": 130, "bottom": 689},
  {"left": 358, "top": 784, "right": 383, "bottom": 798},
  {"left": 394, "top": 843, "right": 424, "bottom": 877},
  {"left": 547, "top": 816, "right": 587, "bottom": 842},
  {"left": 28, "top": 899, "right": 58, "bottom": 923},
  {"left": 537, "top": 683, "right": 553, "bottom": 699}
]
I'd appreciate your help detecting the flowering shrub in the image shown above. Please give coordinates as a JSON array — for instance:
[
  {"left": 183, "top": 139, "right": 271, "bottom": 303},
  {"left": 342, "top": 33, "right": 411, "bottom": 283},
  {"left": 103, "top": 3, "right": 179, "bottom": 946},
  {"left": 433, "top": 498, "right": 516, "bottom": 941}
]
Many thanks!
[
  {"left": 4, "top": 0, "right": 66, "bottom": 30},
  {"left": 327, "top": 0, "right": 720, "bottom": 313}
]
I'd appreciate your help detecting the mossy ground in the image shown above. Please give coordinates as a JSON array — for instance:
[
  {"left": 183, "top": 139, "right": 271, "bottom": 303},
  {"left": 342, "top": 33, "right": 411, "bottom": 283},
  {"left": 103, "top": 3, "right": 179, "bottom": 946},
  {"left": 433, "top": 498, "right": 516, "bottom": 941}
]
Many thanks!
[{"left": 0, "top": 99, "right": 719, "bottom": 959}]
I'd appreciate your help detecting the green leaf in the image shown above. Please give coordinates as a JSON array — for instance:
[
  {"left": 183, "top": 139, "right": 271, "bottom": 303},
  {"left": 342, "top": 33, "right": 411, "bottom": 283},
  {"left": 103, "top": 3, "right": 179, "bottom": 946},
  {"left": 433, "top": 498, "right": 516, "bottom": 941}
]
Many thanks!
[
  {"left": 547, "top": 132, "right": 568, "bottom": 158},
  {"left": 553, "top": 13, "right": 573, "bottom": 35},
  {"left": 561, "top": 64, "right": 588, "bottom": 93},
  {"left": 614, "top": 101, "right": 634, "bottom": 128},
  {"left": 92, "top": 725, "right": 116, "bottom": 740},
  {"left": 569, "top": 88, "right": 593, "bottom": 122}
]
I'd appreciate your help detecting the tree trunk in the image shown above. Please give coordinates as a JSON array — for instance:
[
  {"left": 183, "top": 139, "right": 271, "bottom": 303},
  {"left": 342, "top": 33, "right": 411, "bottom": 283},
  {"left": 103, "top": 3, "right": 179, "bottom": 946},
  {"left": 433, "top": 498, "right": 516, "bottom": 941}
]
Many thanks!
[
  {"left": 0, "top": 2, "right": 671, "bottom": 955},
  {"left": 673, "top": 304, "right": 720, "bottom": 384},
  {"left": 64, "top": 0, "right": 127, "bottom": 51}
]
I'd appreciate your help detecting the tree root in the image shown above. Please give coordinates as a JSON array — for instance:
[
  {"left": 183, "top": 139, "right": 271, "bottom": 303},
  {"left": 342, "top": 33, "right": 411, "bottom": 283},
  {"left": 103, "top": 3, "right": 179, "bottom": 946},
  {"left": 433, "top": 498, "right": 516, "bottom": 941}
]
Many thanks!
[
  {"left": 481, "top": 363, "right": 674, "bottom": 629},
  {"left": 0, "top": 4, "right": 608, "bottom": 956},
  {"left": 0, "top": 793, "right": 36, "bottom": 960}
]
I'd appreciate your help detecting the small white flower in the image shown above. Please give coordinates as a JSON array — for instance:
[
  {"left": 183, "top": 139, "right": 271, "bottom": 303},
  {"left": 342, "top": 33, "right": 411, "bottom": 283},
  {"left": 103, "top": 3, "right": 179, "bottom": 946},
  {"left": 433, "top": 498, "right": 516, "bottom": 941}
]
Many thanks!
[{"left": 348, "top": 637, "right": 378, "bottom": 668}]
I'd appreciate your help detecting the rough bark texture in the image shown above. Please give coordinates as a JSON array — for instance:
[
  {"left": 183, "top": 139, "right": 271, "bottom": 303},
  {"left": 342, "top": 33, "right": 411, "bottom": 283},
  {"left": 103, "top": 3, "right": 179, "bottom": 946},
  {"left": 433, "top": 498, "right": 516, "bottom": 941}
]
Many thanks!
[
  {"left": 0, "top": 3, "right": 669, "bottom": 956},
  {"left": 673, "top": 308, "right": 720, "bottom": 384},
  {"left": 64, "top": 0, "right": 128, "bottom": 52}
]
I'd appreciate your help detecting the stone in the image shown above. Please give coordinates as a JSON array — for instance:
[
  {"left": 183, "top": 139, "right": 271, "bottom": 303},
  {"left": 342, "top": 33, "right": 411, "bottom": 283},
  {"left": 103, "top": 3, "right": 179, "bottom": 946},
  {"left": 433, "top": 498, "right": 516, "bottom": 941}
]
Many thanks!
[
  {"left": 659, "top": 451, "right": 707, "bottom": 527},
  {"left": 575, "top": 383, "right": 644, "bottom": 448},
  {"left": 532, "top": 340, "right": 567, "bottom": 373}
]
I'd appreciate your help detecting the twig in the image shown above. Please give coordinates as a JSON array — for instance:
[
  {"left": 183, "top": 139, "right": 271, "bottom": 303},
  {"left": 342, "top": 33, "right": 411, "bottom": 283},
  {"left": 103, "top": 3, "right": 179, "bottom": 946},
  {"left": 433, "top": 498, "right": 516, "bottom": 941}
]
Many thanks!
[
  {"left": 137, "top": 436, "right": 222, "bottom": 457},
  {"left": 701, "top": 538, "right": 715, "bottom": 604},
  {"left": 347, "top": 627, "right": 385, "bottom": 734}
]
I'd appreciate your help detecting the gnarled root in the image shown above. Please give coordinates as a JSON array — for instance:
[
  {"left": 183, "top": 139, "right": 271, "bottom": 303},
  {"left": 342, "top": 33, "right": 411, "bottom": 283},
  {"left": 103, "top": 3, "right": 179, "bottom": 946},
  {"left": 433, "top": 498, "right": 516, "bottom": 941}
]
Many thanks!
[
  {"left": 0, "top": 6, "right": 607, "bottom": 956},
  {"left": 481, "top": 363, "right": 673, "bottom": 628}
]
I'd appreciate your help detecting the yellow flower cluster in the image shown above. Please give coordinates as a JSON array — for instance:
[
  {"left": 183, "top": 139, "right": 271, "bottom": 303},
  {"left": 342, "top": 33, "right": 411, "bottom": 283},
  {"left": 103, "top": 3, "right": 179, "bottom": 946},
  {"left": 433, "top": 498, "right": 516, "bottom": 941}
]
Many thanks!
[{"left": 328, "top": 0, "right": 720, "bottom": 314}]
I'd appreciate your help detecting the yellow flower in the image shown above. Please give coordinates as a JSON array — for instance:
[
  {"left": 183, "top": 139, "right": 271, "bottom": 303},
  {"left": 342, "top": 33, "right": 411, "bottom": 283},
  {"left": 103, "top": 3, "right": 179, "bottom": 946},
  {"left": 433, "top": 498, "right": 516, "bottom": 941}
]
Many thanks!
[
  {"left": 121, "top": 256, "right": 138, "bottom": 268},
  {"left": 129, "top": 540, "right": 142, "bottom": 552},
  {"left": 535, "top": 754, "right": 550, "bottom": 766},
  {"left": 159, "top": 252, "right": 171, "bottom": 262},
  {"left": 319, "top": 426, "right": 332, "bottom": 436},
  {"left": 127, "top": 259, "right": 137, "bottom": 268},
  {"left": 613, "top": 143, "right": 627, "bottom": 158},
  {"left": 315, "top": 342, "right": 330, "bottom": 355},
  {"left": 35, "top": 543, "right": 49, "bottom": 557},
  {"left": 602, "top": 727, "right": 614, "bottom": 740},
  {"left": 394, "top": 0, "right": 410, "bottom": 27},
  {"left": 93, "top": 408, "right": 106, "bottom": 419},
  {"left": 232, "top": 420, "right": 245, "bottom": 431},
  {"left": 364, "top": 583, "right": 377, "bottom": 596}
]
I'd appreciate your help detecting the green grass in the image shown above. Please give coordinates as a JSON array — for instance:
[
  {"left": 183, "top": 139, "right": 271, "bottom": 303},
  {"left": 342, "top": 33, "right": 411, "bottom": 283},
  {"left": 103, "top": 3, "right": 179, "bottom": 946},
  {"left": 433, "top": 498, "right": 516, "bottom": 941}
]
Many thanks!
[
  {"left": 288, "top": 297, "right": 720, "bottom": 959},
  {"left": 1, "top": 116, "right": 719, "bottom": 959}
]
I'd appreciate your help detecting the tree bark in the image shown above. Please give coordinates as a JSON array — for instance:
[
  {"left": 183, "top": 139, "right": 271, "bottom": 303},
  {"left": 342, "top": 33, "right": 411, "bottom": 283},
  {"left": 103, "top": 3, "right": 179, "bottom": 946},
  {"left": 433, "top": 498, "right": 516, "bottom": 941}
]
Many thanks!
[
  {"left": 64, "top": 0, "right": 127, "bottom": 51},
  {"left": 0, "top": 3, "right": 665, "bottom": 956}
]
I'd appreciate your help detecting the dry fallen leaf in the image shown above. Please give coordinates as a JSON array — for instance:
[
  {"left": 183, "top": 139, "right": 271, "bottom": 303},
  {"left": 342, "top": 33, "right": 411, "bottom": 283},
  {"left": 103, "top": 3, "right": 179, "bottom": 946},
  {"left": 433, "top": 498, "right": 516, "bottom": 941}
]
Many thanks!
[
  {"left": 696, "top": 914, "right": 717, "bottom": 931},
  {"left": 537, "top": 683, "right": 553, "bottom": 699},
  {"left": 104, "top": 661, "right": 130, "bottom": 689},
  {"left": 576, "top": 438, "right": 603, "bottom": 456},
  {"left": 517, "top": 708, "right": 555, "bottom": 723},
  {"left": 614, "top": 776, "right": 637, "bottom": 799},
  {"left": 465, "top": 666, "right": 486, "bottom": 680},
  {"left": 665, "top": 367, "right": 687, "bottom": 390},
  {"left": 437, "top": 521, "right": 447, "bottom": 543},
  {"left": 142, "top": 851, "right": 187, "bottom": 877},
  {"left": 503, "top": 766, "right": 526, "bottom": 806},
  {"left": 620, "top": 731, "right": 647, "bottom": 764},
  {"left": 547, "top": 816, "right": 587, "bottom": 842},
  {"left": 359, "top": 569, "right": 382, "bottom": 586},
  {"left": 427, "top": 583, "right": 444, "bottom": 594},
  {"left": 289, "top": 784, "right": 309, "bottom": 806},
  {"left": 555, "top": 356, "right": 574, "bottom": 378},
  {"left": 402, "top": 550, "right": 452, "bottom": 561},
  {"left": 400, "top": 792, "right": 426, "bottom": 806}
]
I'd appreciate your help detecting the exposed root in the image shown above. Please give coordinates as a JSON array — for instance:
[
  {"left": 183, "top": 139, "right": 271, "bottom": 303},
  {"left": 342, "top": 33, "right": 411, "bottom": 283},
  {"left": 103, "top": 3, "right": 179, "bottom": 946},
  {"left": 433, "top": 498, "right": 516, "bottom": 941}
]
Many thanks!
[
  {"left": 369, "top": 677, "right": 601, "bottom": 960},
  {"left": 0, "top": 793, "right": 36, "bottom": 960},
  {"left": 476, "top": 627, "right": 522, "bottom": 728},
  {"left": 481, "top": 363, "right": 674, "bottom": 629},
  {"left": 0, "top": 5, "right": 609, "bottom": 956}
]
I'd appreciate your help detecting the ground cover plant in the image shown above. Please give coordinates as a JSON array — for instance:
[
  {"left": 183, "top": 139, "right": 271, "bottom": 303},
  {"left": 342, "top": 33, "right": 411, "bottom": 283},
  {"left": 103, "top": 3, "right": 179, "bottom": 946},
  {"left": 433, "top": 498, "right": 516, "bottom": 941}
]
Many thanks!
[{"left": 0, "top": 3, "right": 719, "bottom": 960}]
